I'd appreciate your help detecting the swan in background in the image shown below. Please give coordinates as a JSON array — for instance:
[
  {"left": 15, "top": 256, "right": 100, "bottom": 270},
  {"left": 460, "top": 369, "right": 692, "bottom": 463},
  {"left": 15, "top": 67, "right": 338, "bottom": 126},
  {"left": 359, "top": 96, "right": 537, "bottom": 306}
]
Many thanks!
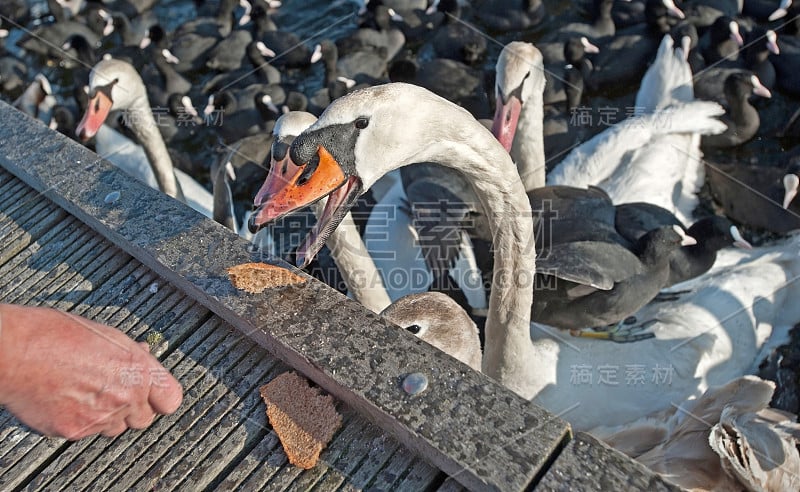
[
  {"left": 75, "top": 58, "right": 213, "bottom": 218},
  {"left": 593, "top": 375, "right": 800, "bottom": 491},
  {"left": 249, "top": 83, "right": 539, "bottom": 397},
  {"left": 381, "top": 291, "right": 482, "bottom": 371},
  {"left": 548, "top": 35, "right": 727, "bottom": 224},
  {"left": 12, "top": 73, "right": 56, "bottom": 122},
  {"left": 491, "top": 41, "right": 547, "bottom": 191},
  {"left": 362, "top": 174, "right": 433, "bottom": 303},
  {"left": 256, "top": 110, "right": 392, "bottom": 313},
  {"left": 633, "top": 33, "right": 710, "bottom": 224}
]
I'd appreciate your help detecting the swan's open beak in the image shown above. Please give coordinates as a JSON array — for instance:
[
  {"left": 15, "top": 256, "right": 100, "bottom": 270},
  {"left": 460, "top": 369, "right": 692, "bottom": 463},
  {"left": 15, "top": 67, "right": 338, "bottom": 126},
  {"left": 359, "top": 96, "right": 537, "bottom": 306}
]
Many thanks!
[
  {"left": 76, "top": 91, "right": 112, "bottom": 141},
  {"left": 249, "top": 145, "right": 362, "bottom": 266},
  {"left": 491, "top": 94, "right": 522, "bottom": 153}
]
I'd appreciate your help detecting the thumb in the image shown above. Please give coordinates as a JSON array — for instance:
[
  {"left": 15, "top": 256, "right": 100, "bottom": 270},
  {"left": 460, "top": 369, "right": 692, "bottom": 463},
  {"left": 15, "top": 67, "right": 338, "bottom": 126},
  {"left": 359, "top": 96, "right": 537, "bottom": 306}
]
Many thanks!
[{"left": 147, "top": 363, "right": 183, "bottom": 414}]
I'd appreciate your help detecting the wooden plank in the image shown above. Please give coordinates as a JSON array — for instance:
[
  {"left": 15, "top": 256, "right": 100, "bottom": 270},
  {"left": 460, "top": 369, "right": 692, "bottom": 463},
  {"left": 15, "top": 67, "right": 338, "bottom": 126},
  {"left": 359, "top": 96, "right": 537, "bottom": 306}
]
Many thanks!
[
  {"left": 0, "top": 178, "right": 31, "bottom": 213},
  {"left": 536, "top": 433, "right": 681, "bottom": 491},
  {"left": 166, "top": 392, "right": 276, "bottom": 491},
  {"left": 0, "top": 185, "right": 56, "bottom": 239},
  {"left": 0, "top": 201, "right": 71, "bottom": 268},
  {"left": 1, "top": 229, "right": 111, "bottom": 305},
  {"left": 338, "top": 431, "right": 401, "bottom": 489},
  {"left": 437, "top": 477, "right": 468, "bottom": 492},
  {"left": 43, "top": 317, "right": 239, "bottom": 490},
  {"left": 0, "top": 210, "right": 214, "bottom": 490},
  {"left": 95, "top": 345, "right": 276, "bottom": 491},
  {"left": 46, "top": 300, "right": 212, "bottom": 489},
  {"left": 353, "top": 446, "right": 424, "bottom": 491},
  {"left": 294, "top": 415, "right": 396, "bottom": 492},
  {"left": 214, "top": 423, "right": 290, "bottom": 489},
  {"left": 0, "top": 178, "right": 28, "bottom": 211},
  {"left": 160, "top": 361, "right": 288, "bottom": 491},
  {"left": 0, "top": 101, "right": 570, "bottom": 492},
  {"left": 0, "top": 216, "right": 86, "bottom": 298},
  {"left": 392, "top": 459, "right": 445, "bottom": 491},
  {"left": 259, "top": 410, "right": 404, "bottom": 492}
]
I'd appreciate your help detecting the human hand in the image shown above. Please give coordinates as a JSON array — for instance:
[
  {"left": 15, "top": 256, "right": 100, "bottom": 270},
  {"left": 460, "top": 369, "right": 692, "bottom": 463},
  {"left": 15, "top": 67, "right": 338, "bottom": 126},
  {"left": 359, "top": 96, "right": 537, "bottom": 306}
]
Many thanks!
[{"left": 0, "top": 304, "right": 183, "bottom": 440}]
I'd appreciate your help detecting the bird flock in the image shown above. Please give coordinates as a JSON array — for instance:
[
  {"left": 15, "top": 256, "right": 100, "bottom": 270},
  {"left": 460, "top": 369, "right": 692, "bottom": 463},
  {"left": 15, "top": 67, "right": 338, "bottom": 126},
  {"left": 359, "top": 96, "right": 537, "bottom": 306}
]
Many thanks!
[{"left": 2, "top": 0, "right": 800, "bottom": 489}]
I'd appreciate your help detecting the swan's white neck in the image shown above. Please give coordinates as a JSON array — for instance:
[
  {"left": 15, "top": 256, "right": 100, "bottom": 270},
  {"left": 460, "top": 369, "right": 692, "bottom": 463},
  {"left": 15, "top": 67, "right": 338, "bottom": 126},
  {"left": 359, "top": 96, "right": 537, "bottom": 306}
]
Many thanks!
[
  {"left": 124, "top": 95, "right": 182, "bottom": 199},
  {"left": 452, "top": 140, "right": 536, "bottom": 396},
  {"left": 512, "top": 86, "right": 546, "bottom": 192},
  {"left": 353, "top": 88, "right": 537, "bottom": 395}
]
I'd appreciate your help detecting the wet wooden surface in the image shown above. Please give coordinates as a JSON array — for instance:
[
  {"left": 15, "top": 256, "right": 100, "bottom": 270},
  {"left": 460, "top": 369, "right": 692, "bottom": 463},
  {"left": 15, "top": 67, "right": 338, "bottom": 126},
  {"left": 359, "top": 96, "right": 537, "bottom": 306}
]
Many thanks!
[{"left": 0, "top": 167, "right": 445, "bottom": 490}]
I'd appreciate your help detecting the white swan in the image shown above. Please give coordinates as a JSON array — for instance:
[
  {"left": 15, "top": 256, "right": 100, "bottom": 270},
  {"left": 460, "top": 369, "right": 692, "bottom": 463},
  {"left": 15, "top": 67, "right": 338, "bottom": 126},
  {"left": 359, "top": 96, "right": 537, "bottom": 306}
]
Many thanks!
[
  {"left": 256, "top": 111, "right": 392, "bottom": 313},
  {"left": 364, "top": 176, "right": 432, "bottom": 303},
  {"left": 76, "top": 58, "right": 213, "bottom": 218},
  {"left": 491, "top": 41, "right": 546, "bottom": 192},
  {"left": 375, "top": 41, "right": 548, "bottom": 307},
  {"left": 337, "top": 42, "right": 544, "bottom": 308},
  {"left": 248, "top": 83, "right": 538, "bottom": 397},
  {"left": 547, "top": 35, "right": 727, "bottom": 224}
]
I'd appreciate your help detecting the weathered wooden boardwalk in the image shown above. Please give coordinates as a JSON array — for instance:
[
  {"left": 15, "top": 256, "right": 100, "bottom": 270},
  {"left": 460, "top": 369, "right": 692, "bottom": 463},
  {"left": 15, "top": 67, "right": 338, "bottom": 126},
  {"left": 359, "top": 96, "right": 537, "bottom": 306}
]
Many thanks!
[{"left": 0, "top": 102, "right": 679, "bottom": 491}]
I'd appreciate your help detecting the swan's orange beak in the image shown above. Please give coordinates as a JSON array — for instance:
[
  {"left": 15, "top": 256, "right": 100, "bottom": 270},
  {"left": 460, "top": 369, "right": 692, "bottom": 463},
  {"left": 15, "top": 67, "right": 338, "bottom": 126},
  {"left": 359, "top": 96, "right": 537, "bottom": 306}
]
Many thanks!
[
  {"left": 491, "top": 94, "right": 522, "bottom": 153},
  {"left": 250, "top": 145, "right": 347, "bottom": 227},
  {"left": 76, "top": 91, "right": 113, "bottom": 141},
  {"left": 249, "top": 144, "right": 362, "bottom": 266}
]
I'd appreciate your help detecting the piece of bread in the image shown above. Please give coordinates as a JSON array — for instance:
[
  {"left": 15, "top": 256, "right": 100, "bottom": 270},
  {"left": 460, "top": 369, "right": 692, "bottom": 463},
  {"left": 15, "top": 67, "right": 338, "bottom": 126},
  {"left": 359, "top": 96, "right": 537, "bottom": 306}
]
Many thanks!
[
  {"left": 260, "top": 371, "right": 342, "bottom": 469},
  {"left": 227, "top": 262, "right": 306, "bottom": 293}
]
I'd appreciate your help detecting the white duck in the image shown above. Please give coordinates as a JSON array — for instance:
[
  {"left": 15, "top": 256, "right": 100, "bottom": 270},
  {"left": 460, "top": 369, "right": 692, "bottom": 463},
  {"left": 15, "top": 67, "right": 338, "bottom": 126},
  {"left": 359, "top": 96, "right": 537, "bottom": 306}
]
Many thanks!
[
  {"left": 247, "top": 83, "right": 800, "bottom": 430},
  {"left": 76, "top": 58, "right": 213, "bottom": 219},
  {"left": 255, "top": 111, "right": 392, "bottom": 313},
  {"left": 594, "top": 375, "right": 800, "bottom": 491},
  {"left": 546, "top": 35, "right": 727, "bottom": 224}
]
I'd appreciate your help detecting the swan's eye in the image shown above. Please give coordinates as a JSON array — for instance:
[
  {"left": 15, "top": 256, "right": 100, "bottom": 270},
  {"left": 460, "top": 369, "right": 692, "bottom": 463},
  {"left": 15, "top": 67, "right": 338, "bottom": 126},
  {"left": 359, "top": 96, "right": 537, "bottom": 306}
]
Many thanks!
[
  {"left": 405, "top": 324, "right": 422, "bottom": 335},
  {"left": 354, "top": 117, "right": 369, "bottom": 129}
]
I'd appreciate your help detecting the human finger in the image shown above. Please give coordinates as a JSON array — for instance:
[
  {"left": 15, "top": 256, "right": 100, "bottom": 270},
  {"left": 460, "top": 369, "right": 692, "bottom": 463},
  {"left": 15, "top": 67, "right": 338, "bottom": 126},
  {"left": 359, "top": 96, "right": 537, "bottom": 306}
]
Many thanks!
[
  {"left": 146, "top": 364, "right": 183, "bottom": 414},
  {"left": 125, "top": 407, "right": 157, "bottom": 429},
  {"left": 101, "top": 421, "right": 129, "bottom": 438}
]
